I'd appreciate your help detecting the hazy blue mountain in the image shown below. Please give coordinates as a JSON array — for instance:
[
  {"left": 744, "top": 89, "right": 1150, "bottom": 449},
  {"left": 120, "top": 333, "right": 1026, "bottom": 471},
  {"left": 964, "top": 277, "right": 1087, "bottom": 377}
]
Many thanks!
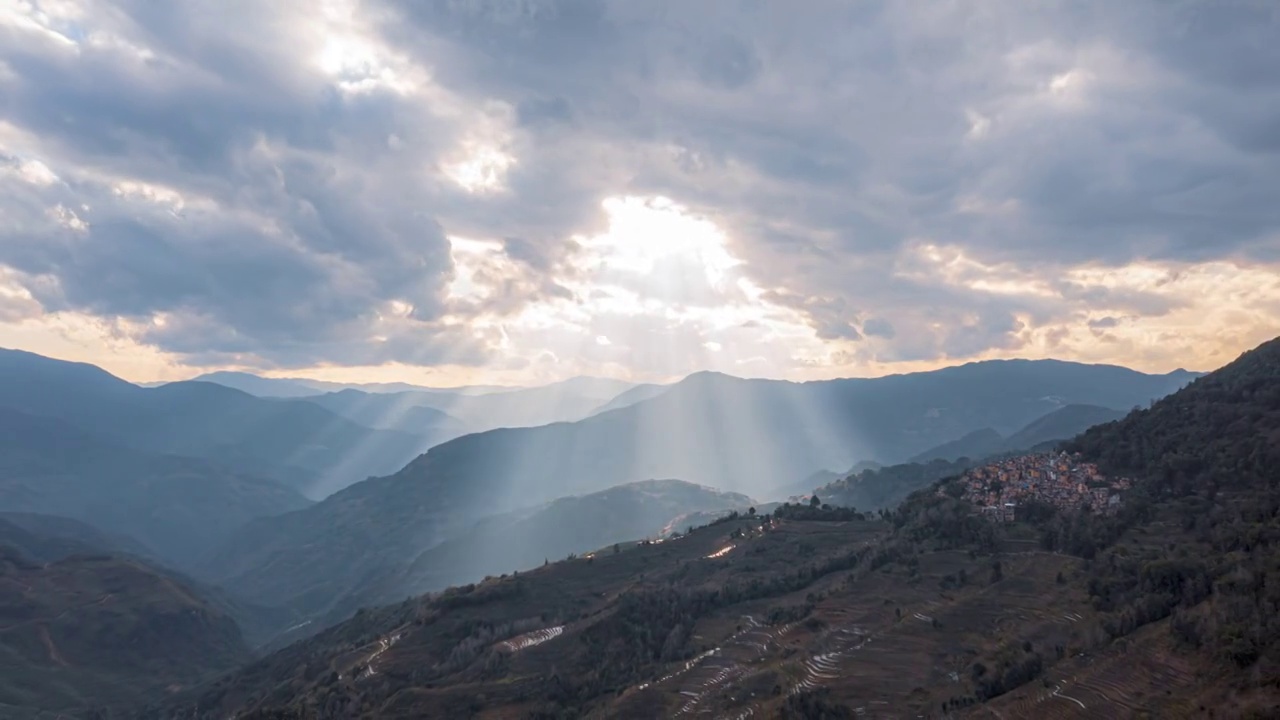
[
  {"left": 187, "top": 371, "right": 517, "bottom": 397},
  {"left": 187, "top": 371, "right": 327, "bottom": 398},
  {"left": 189, "top": 369, "right": 634, "bottom": 429},
  {"left": 310, "top": 375, "right": 637, "bottom": 432},
  {"left": 302, "top": 388, "right": 470, "bottom": 438},
  {"left": 770, "top": 468, "right": 845, "bottom": 502},
  {"left": 0, "top": 407, "right": 312, "bottom": 570},
  {"left": 202, "top": 358, "right": 1194, "bottom": 622},
  {"left": 0, "top": 348, "right": 438, "bottom": 498},
  {"left": 588, "top": 382, "right": 672, "bottom": 416},
  {"left": 315, "top": 479, "right": 753, "bottom": 624},
  {"left": 908, "top": 428, "right": 1007, "bottom": 464},
  {"left": 1003, "top": 403, "right": 1128, "bottom": 449},
  {"left": 908, "top": 403, "right": 1130, "bottom": 463}
]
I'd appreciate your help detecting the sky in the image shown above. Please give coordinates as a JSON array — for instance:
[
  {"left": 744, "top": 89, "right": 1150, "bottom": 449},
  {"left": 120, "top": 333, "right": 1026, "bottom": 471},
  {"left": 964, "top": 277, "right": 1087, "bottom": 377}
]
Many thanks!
[{"left": 1, "top": 0, "right": 1278, "bottom": 387}]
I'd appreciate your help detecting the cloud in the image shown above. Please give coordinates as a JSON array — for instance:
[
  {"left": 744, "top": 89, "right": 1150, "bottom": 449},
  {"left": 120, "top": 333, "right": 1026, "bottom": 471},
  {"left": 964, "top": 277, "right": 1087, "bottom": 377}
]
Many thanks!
[
  {"left": 0, "top": 0, "right": 1277, "bottom": 380},
  {"left": 862, "top": 318, "right": 896, "bottom": 340}
]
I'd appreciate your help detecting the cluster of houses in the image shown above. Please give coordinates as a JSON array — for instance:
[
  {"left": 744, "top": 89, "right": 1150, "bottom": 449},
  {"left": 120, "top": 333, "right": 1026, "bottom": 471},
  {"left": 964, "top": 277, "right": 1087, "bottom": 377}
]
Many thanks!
[{"left": 948, "top": 451, "right": 1132, "bottom": 522}]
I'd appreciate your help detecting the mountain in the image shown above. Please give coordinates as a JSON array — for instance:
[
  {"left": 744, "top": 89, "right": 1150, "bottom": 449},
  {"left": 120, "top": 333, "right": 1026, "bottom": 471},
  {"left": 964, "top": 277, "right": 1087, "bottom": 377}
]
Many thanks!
[
  {"left": 588, "top": 382, "right": 671, "bottom": 416},
  {"left": 302, "top": 389, "right": 470, "bottom": 438},
  {"left": 404, "top": 360, "right": 1196, "bottom": 505},
  {"left": 908, "top": 427, "right": 1006, "bottom": 464},
  {"left": 188, "top": 371, "right": 327, "bottom": 398},
  {"left": 0, "top": 407, "right": 312, "bottom": 571},
  {"left": 206, "top": 477, "right": 752, "bottom": 621},
  {"left": 769, "top": 468, "right": 846, "bottom": 503},
  {"left": 188, "top": 371, "right": 515, "bottom": 397},
  {"left": 0, "top": 348, "right": 435, "bottom": 498},
  {"left": 828, "top": 405, "right": 1128, "bottom": 510},
  {"left": 318, "top": 375, "right": 637, "bottom": 432},
  {"left": 0, "top": 512, "right": 155, "bottom": 564},
  {"left": 157, "top": 338, "right": 1280, "bottom": 720},
  {"left": 320, "top": 480, "right": 754, "bottom": 622},
  {"left": 544, "top": 376, "right": 637, "bottom": 399},
  {"left": 0, "top": 545, "right": 251, "bottom": 718},
  {"left": 200, "top": 358, "right": 1192, "bottom": 624},
  {"left": 908, "top": 404, "right": 1130, "bottom": 464},
  {"left": 1003, "top": 403, "right": 1127, "bottom": 449}
]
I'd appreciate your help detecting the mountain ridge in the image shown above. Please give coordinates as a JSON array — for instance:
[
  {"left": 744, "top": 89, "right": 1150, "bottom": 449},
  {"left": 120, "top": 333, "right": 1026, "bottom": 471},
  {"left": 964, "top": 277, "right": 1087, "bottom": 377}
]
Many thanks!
[
  {"left": 155, "top": 336, "right": 1279, "bottom": 720},
  {"left": 0, "top": 349, "right": 438, "bottom": 499},
  {"left": 201, "top": 357, "right": 1194, "bottom": 628}
]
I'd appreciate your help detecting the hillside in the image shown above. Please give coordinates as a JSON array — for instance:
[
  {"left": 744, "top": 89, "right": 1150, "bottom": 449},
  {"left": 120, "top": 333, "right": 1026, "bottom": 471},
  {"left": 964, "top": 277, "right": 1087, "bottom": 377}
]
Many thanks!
[
  {"left": 816, "top": 457, "right": 981, "bottom": 512},
  {"left": 0, "top": 407, "right": 312, "bottom": 572},
  {"left": 322, "top": 480, "right": 754, "bottom": 622},
  {"left": 208, "top": 479, "right": 752, "bottom": 623},
  {"left": 0, "top": 546, "right": 251, "bottom": 718},
  {"left": 0, "top": 349, "right": 434, "bottom": 498},
  {"left": 199, "top": 359, "right": 1194, "bottom": 626},
  {"left": 0, "top": 513, "right": 155, "bottom": 564},
  {"left": 156, "top": 339, "right": 1279, "bottom": 719}
]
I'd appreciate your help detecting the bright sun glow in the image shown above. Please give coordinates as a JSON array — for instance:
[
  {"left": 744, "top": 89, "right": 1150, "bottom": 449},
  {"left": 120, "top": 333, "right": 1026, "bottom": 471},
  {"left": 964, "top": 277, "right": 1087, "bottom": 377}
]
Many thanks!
[
  {"left": 579, "top": 197, "right": 743, "bottom": 286},
  {"left": 440, "top": 195, "right": 831, "bottom": 382},
  {"left": 443, "top": 142, "right": 516, "bottom": 193}
]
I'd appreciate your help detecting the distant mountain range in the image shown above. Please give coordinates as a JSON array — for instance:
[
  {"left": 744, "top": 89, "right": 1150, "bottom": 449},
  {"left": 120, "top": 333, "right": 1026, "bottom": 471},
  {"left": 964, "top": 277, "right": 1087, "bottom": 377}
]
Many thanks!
[
  {"left": 0, "top": 348, "right": 444, "bottom": 499},
  {"left": 1, "top": 340, "right": 1263, "bottom": 717},
  {"left": 300, "top": 376, "right": 638, "bottom": 434},
  {"left": 200, "top": 358, "right": 1195, "bottom": 626},
  {"left": 302, "top": 389, "right": 471, "bottom": 438},
  {"left": 0, "top": 407, "right": 313, "bottom": 570},
  {"left": 185, "top": 370, "right": 647, "bottom": 438},
  {"left": 175, "top": 370, "right": 516, "bottom": 397}
]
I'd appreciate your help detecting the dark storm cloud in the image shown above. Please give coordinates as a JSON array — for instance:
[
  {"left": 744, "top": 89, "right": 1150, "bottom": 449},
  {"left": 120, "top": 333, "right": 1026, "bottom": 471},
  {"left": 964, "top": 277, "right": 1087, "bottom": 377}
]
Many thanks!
[
  {"left": 373, "top": 0, "right": 1280, "bottom": 257},
  {"left": 862, "top": 318, "right": 896, "bottom": 340},
  {"left": 1, "top": 0, "right": 1277, "bottom": 371},
  {"left": 0, "top": 1, "right": 493, "bottom": 368}
]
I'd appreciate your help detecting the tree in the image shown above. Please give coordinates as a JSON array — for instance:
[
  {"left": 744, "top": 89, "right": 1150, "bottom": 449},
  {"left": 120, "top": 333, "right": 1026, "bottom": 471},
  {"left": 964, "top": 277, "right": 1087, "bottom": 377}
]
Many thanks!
[
  {"left": 748, "top": 506, "right": 757, "bottom": 516},
  {"left": 810, "top": 495, "right": 822, "bottom": 508}
]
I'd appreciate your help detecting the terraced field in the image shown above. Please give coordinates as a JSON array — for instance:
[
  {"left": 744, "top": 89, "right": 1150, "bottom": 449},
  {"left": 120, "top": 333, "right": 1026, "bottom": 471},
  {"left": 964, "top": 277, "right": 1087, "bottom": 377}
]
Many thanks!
[
  {"left": 163, "top": 512, "right": 1270, "bottom": 719},
  {"left": 980, "top": 621, "right": 1203, "bottom": 720}
]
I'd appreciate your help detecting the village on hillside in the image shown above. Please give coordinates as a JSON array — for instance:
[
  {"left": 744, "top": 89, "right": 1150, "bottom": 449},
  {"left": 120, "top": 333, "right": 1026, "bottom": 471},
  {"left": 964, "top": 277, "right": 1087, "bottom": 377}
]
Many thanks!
[{"left": 948, "top": 451, "right": 1133, "bottom": 522}]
